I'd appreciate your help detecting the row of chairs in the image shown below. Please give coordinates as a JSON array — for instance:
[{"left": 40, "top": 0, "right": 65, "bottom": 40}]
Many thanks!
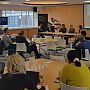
[{"left": 37, "top": 36, "right": 66, "bottom": 55}]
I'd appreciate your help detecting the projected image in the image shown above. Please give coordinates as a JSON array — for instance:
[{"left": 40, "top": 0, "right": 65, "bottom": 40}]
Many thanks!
[{"left": 84, "top": 4, "right": 90, "bottom": 28}]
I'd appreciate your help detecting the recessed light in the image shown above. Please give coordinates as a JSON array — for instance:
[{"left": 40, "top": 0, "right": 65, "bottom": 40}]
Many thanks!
[
  {"left": 23, "top": 1, "right": 67, "bottom": 5},
  {"left": 84, "top": 1, "right": 90, "bottom": 3},
  {"left": 25, "top": 0, "right": 30, "bottom": 1}
]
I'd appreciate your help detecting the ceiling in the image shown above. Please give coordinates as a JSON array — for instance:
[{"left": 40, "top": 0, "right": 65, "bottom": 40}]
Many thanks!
[{"left": 0, "top": 0, "right": 88, "bottom": 6}]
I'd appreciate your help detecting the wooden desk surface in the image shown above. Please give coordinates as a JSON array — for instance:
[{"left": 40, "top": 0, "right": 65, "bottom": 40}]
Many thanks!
[
  {"left": 33, "top": 38, "right": 57, "bottom": 44},
  {"left": 25, "top": 58, "right": 66, "bottom": 90},
  {"left": 39, "top": 32, "right": 79, "bottom": 36}
]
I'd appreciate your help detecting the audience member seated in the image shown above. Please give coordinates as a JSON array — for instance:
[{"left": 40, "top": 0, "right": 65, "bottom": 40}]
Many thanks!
[
  {"left": 60, "top": 50, "right": 90, "bottom": 89},
  {"left": 2, "top": 28, "right": 13, "bottom": 49},
  {"left": 73, "top": 30, "right": 90, "bottom": 47},
  {"left": 59, "top": 24, "right": 67, "bottom": 33},
  {"left": 0, "top": 50, "right": 38, "bottom": 90},
  {"left": 81, "top": 30, "right": 90, "bottom": 40},
  {"left": 1, "top": 28, "right": 16, "bottom": 51},
  {"left": 74, "top": 39, "right": 90, "bottom": 58},
  {"left": 16, "top": 31, "right": 41, "bottom": 59}
]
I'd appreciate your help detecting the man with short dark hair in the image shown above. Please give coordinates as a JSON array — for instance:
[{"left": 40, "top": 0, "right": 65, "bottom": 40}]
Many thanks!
[
  {"left": 2, "top": 28, "right": 13, "bottom": 49},
  {"left": 59, "top": 24, "right": 67, "bottom": 33},
  {"left": 16, "top": 32, "right": 41, "bottom": 59}
]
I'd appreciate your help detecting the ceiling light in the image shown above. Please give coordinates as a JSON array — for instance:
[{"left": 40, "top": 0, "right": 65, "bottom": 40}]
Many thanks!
[
  {"left": 84, "top": 1, "right": 90, "bottom": 3},
  {"left": 23, "top": 1, "right": 67, "bottom": 5},
  {"left": 25, "top": 0, "right": 30, "bottom": 1},
  {"left": 0, "top": 1, "right": 10, "bottom": 4}
]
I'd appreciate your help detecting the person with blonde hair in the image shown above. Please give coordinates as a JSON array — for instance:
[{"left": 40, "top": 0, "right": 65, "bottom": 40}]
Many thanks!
[
  {"left": 7, "top": 53, "right": 26, "bottom": 74},
  {"left": 0, "top": 50, "right": 37, "bottom": 90}
]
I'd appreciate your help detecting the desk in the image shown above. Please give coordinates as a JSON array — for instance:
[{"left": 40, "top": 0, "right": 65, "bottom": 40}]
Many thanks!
[
  {"left": 25, "top": 58, "right": 66, "bottom": 90},
  {"left": 39, "top": 32, "right": 79, "bottom": 36},
  {"left": 33, "top": 38, "right": 57, "bottom": 53},
  {"left": 33, "top": 38, "right": 57, "bottom": 44}
]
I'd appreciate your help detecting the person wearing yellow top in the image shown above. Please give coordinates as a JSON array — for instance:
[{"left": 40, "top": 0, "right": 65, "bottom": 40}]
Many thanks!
[{"left": 61, "top": 50, "right": 90, "bottom": 89}]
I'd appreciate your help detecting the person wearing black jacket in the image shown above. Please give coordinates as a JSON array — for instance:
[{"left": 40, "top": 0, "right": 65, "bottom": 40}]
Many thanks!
[
  {"left": 16, "top": 32, "right": 41, "bottom": 59},
  {"left": 59, "top": 24, "right": 67, "bottom": 33},
  {"left": 0, "top": 52, "right": 37, "bottom": 90},
  {"left": 0, "top": 73, "right": 37, "bottom": 90}
]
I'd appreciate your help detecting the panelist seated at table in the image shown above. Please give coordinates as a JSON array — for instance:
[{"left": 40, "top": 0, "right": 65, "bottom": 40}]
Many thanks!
[
  {"left": 64, "top": 25, "right": 75, "bottom": 45},
  {"left": 78, "top": 25, "right": 83, "bottom": 33},
  {"left": 68, "top": 25, "right": 75, "bottom": 33},
  {"left": 60, "top": 50, "right": 90, "bottom": 89},
  {"left": 0, "top": 51, "right": 38, "bottom": 90},
  {"left": 59, "top": 24, "right": 67, "bottom": 33},
  {"left": 16, "top": 32, "right": 41, "bottom": 59}
]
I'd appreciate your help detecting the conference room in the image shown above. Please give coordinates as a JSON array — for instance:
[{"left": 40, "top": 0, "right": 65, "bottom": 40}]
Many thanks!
[{"left": 0, "top": 0, "right": 90, "bottom": 90}]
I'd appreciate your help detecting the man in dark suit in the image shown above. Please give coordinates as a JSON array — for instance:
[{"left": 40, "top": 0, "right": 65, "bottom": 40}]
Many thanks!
[
  {"left": 16, "top": 32, "right": 40, "bottom": 59},
  {"left": 59, "top": 24, "right": 67, "bottom": 33}
]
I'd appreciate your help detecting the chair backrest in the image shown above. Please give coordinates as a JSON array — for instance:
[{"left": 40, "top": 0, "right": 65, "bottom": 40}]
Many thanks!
[
  {"left": 47, "top": 41, "right": 56, "bottom": 51},
  {"left": 16, "top": 43, "right": 27, "bottom": 52},
  {"left": 55, "top": 37, "right": 66, "bottom": 48},
  {"left": 81, "top": 49, "right": 90, "bottom": 60},
  {"left": 61, "top": 82, "right": 88, "bottom": 90}
]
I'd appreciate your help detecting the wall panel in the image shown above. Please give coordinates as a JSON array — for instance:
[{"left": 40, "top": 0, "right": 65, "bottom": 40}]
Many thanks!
[{"left": 41, "top": 5, "right": 83, "bottom": 32}]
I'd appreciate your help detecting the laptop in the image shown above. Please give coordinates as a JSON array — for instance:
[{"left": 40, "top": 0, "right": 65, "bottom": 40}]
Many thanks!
[{"left": 26, "top": 71, "right": 40, "bottom": 85}]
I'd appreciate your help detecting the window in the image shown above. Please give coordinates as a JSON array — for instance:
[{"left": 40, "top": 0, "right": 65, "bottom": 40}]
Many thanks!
[{"left": 2, "top": 11, "right": 38, "bottom": 28}]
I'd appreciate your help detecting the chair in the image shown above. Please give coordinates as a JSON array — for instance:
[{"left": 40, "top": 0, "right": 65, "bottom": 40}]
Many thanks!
[
  {"left": 47, "top": 41, "right": 57, "bottom": 55},
  {"left": 16, "top": 43, "right": 27, "bottom": 52},
  {"left": 16, "top": 43, "right": 28, "bottom": 58},
  {"left": 55, "top": 37, "right": 66, "bottom": 50},
  {"left": 81, "top": 49, "right": 90, "bottom": 61},
  {"left": 60, "top": 82, "right": 88, "bottom": 90}
]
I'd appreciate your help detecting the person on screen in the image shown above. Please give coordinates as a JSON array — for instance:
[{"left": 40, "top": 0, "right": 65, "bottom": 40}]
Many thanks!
[
  {"left": 60, "top": 50, "right": 90, "bottom": 89},
  {"left": 59, "top": 24, "right": 67, "bottom": 33},
  {"left": 0, "top": 50, "right": 38, "bottom": 90}
]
